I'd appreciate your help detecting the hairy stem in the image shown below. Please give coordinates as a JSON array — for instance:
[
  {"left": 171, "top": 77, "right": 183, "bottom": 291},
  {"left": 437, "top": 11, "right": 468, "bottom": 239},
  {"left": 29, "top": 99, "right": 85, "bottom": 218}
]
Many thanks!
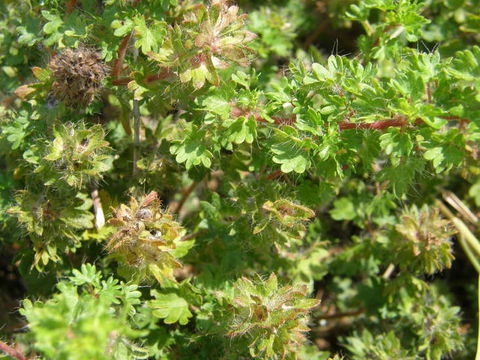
[
  {"left": 112, "top": 33, "right": 133, "bottom": 81},
  {"left": 0, "top": 341, "right": 27, "bottom": 360}
]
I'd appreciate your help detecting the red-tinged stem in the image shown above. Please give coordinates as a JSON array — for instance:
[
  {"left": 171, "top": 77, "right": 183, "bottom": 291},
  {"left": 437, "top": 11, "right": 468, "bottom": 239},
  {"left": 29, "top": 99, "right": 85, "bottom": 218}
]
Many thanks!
[
  {"left": 109, "top": 0, "right": 143, "bottom": 84},
  {"left": 240, "top": 108, "right": 471, "bottom": 132},
  {"left": 230, "top": 106, "right": 267, "bottom": 123},
  {"left": 250, "top": 111, "right": 415, "bottom": 131},
  {"left": 338, "top": 118, "right": 408, "bottom": 130},
  {"left": 255, "top": 114, "right": 268, "bottom": 123},
  {"left": 65, "top": 0, "right": 78, "bottom": 15},
  {"left": 266, "top": 170, "right": 284, "bottom": 180},
  {"left": 272, "top": 115, "right": 296, "bottom": 126},
  {"left": 112, "top": 33, "right": 133, "bottom": 80},
  {"left": 441, "top": 116, "right": 470, "bottom": 123},
  {"left": 145, "top": 68, "right": 173, "bottom": 83},
  {"left": 0, "top": 341, "right": 27, "bottom": 360},
  {"left": 112, "top": 77, "right": 132, "bottom": 86}
]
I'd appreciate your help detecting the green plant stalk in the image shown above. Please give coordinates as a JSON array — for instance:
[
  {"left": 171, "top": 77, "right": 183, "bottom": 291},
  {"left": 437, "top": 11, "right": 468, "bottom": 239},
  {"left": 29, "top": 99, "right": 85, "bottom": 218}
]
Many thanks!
[
  {"left": 132, "top": 47, "right": 140, "bottom": 175},
  {"left": 436, "top": 201, "right": 480, "bottom": 258},
  {"left": 437, "top": 200, "right": 480, "bottom": 359},
  {"left": 452, "top": 217, "right": 480, "bottom": 258},
  {"left": 477, "top": 274, "right": 480, "bottom": 360},
  {"left": 458, "top": 233, "right": 480, "bottom": 273}
]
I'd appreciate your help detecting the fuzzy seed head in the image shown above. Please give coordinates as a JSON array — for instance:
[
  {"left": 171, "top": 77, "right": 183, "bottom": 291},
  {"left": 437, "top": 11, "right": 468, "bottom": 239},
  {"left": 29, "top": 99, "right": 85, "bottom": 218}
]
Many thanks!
[{"left": 48, "top": 47, "right": 109, "bottom": 107}]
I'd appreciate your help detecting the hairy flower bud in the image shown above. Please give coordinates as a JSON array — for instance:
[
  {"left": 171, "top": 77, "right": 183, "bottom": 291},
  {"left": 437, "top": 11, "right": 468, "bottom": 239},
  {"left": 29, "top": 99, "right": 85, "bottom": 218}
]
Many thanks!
[
  {"left": 228, "top": 273, "right": 319, "bottom": 359},
  {"left": 394, "top": 205, "right": 456, "bottom": 274},
  {"left": 106, "top": 192, "right": 190, "bottom": 282}
]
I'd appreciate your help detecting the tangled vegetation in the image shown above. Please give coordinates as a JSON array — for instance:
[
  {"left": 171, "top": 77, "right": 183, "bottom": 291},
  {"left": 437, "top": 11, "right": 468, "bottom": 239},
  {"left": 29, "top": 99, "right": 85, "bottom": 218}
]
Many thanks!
[{"left": 0, "top": 0, "right": 479, "bottom": 359}]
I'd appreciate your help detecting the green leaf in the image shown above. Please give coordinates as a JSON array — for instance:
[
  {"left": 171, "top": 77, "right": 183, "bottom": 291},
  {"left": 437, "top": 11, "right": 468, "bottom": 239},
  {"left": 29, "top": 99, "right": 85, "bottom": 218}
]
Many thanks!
[
  {"left": 271, "top": 142, "right": 310, "bottom": 173},
  {"left": 172, "top": 240, "right": 195, "bottom": 258},
  {"left": 448, "top": 46, "right": 480, "bottom": 84},
  {"left": 379, "top": 157, "right": 425, "bottom": 196},
  {"left": 42, "top": 11, "right": 63, "bottom": 35},
  {"left": 170, "top": 131, "right": 213, "bottom": 169},
  {"left": 133, "top": 16, "right": 166, "bottom": 54},
  {"left": 330, "top": 197, "right": 357, "bottom": 221},
  {"left": 225, "top": 117, "right": 256, "bottom": 145},
  {"left": 149, "top": 291, "right": 193, "bottom": 325}
]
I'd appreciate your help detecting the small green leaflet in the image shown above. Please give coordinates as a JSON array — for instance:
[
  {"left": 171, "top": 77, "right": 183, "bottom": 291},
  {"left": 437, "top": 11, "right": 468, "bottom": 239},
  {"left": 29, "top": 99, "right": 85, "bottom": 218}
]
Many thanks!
[{"left": 149, "top": 291, "right": 192, "bottom": 325}]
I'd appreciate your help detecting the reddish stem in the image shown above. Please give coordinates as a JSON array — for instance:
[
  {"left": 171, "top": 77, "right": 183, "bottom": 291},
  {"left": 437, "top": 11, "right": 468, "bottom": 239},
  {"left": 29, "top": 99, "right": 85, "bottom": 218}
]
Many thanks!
[
  {"left": 111, "top": 77, "right": 132, "bottom": 86},
  {"left": 266, "top": 170, "right": 284, "bottom": 180},
  {"left": 112, "top": 33, "right": 133, "bottom": 80},
  {"left": 65, "top": 0, "right": 78, "bottom": 15},
  {"left": 109, "top": 0, "right": 147, "bottom": 84},
  {"left": 272, "top": 115, "right": 296, "bottom": 126},
  {"left": 0, "top": 341, "right": 27, "bottom": 360},
  {"left": 338, "top": 118, "right": 408, "bottom": 130},
  {"left": 441, "top": 116, "right": 470, "bottom": 123},
  {"left": 251, "top": 111, "right": 419, "bottom": 131},
  {"left": 145, "top": 68, "right": 173, "bottom": 83}
]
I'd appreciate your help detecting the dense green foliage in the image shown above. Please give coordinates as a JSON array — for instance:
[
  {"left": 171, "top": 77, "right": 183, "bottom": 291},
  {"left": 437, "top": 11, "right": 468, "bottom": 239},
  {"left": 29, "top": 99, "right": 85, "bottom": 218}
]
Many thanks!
[{"left": 1, "top": 0, "right": 479, "bottom": 359}]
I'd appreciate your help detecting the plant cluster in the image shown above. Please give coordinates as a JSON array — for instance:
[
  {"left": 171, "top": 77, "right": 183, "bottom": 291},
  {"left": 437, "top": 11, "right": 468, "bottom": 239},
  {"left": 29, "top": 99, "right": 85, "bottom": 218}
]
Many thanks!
[{"left": 0, "top": 0, "right": 479, "bottom": 359}]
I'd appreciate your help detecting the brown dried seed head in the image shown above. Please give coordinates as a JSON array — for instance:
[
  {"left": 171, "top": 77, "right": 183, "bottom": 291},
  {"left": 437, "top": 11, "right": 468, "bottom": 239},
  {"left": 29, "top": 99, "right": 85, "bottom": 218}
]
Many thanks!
[{"left": 48, "top": 47, "right": 109, "bottom": 107}]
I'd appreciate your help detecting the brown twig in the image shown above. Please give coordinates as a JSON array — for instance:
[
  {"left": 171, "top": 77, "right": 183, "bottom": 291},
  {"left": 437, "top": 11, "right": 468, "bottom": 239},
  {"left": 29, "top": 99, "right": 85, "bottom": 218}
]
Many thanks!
[
  {"left": 0, "top": 341, "right": 27, "bottom": 360},
  {"left": 171, "top": 181, "right": 199, "bottom": 214},
  {"left": 181, "top": 230, "right": 205, "bottom": 242}
]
